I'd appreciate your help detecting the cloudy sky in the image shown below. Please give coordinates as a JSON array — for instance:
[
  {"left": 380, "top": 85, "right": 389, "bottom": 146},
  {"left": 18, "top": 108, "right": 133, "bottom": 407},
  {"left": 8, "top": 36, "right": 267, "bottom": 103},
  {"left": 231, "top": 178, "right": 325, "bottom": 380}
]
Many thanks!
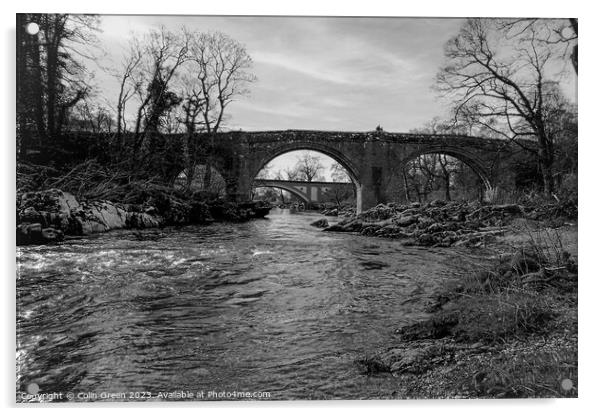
[
  {"left": 91, "top": 15, "right": 576, "bottom": 179},
  {"left": 95, "top": 15, "right": 476, "bottom": 132}
]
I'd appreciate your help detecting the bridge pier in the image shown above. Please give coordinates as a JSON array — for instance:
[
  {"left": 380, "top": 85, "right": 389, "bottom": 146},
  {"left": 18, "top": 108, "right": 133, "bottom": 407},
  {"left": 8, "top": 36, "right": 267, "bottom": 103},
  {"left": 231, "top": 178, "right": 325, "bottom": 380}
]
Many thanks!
[{"left": 355, "top": 182, "right": 379, "bottom": 213}]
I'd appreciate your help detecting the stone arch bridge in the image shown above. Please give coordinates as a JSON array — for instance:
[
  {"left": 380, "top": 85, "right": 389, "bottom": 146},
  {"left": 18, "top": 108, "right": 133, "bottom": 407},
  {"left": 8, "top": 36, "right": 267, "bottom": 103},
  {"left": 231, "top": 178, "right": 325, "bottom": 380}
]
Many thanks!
[{"left": 168, "top": 130, "right": 534, "bottom": 212}]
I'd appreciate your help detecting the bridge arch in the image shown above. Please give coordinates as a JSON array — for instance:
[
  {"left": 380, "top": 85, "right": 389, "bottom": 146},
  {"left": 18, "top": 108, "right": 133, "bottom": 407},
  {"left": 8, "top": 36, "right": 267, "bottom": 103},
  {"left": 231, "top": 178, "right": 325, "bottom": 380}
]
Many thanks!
[
  {"left": 172, "top": 163, "right": 228, "bottom": 196},
  {"left": 252, "top": 142, "right": 363, "bottom": 209},
  {"left": 399, "top": 145, "right": 494, "bottom": 191},
  {"left": 252, "top": 141, "right": 361, "bottom": 185},
  {"left": 253, "top": 185, "right": 311, "bottom": 205}
]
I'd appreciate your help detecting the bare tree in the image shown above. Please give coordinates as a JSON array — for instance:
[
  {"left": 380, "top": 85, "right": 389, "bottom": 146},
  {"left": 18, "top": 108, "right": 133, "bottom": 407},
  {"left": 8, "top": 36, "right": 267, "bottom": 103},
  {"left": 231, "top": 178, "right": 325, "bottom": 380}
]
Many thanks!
[
  {"left": 330, "top": 163, "right": 351, "bottom": 183},
  {"left": 70, "top": 101, "right": 114, "bottom": 133},
  {"left": 569, "top": 19, "right": 578, "bottom": 74},
  {"left": 294, "top": 152, "right": 325, "bottom": 182},
  {"left": 500, "top": 18, "right": 578, "bottom": 74},
  {"left": 282, "top": 167, "right": 302, "bottom": 181},
  {"left": 436, "top": 18, "right": 573, "bottom": 196},
  {"left": 435, "top": 154, "right": 452, "bottom": 201},
  {"left": 177, "top": 75, "right": 209, "bottom": 189},
  {"left": 114, "top": 42, "right": 143, "bottom": 141},
  {"left": 107, "top": 27, "right": 255, "bottom": 180},
  {"left": 404, "top": 158, "right": 429, "bottom": 203},
  {"left": 40, "top": 14, "right": 99, "bottom": 137},
  {"left": 185, "top": 31, "right": 256, "bottom": 134},
  {"left": 131, "top": 26, "right": 190, "bottom": 138},
  {"left": 17, "top": 13, "right": 100, "bottom": 153},
  {"left": 179, "top": 31, "right": 256, "bottom": 189}
]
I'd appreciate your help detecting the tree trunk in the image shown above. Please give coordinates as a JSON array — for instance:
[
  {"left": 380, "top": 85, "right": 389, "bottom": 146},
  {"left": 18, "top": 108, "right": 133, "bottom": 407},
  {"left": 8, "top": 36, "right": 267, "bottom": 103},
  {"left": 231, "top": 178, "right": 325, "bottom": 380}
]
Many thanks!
[
  {"left": 203, "top": 133, "right": 214, "bottom": 192},
  {"left": 46, "top": 38, "right": 58, "bottom": 138},
  {"left": 116, "top": 76, "right": 127, "bottom": 142},
  {"left": 536, "top": 127, "right": 556, "bottom": 197},
  {"left": 445, "top": 179, "right": 451, "bottom": 201},
  {"left": 30, "top": 28, "right": 46, "bottom": 145},
  {"left": 569, "top": 18, "right": 578, "bottom": 74},
  {"left": 401, "top": 170, "right": 411, "bottom": 203},
  {"left": 540, "top": 157, "right": 555, "bottom": 197},
  {"left": 182, "top": 126, "right": 197, "bottom": 190},
  {"left": 16, "top": 14, "right": 27, "bottom": 154},
  {"left": 414, "top": 185, "right": 422, "bottom": 203}
]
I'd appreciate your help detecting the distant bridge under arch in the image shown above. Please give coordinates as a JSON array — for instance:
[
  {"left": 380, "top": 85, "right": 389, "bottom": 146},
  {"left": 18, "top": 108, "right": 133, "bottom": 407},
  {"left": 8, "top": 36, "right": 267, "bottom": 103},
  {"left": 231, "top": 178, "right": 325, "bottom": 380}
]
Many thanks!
[
  {"left": 253, "top": 179, "right": 353, "bottom": 205},
  {"left": 160, "top": 130, "right": 535, "bottom": 212}
]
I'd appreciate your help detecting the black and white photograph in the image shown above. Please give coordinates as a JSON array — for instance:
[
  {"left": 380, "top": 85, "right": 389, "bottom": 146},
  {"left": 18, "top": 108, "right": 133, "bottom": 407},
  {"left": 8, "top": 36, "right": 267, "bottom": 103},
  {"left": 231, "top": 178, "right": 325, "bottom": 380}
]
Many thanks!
[{"left": 12, "top": 5, "right": 582, "bottom": 405}]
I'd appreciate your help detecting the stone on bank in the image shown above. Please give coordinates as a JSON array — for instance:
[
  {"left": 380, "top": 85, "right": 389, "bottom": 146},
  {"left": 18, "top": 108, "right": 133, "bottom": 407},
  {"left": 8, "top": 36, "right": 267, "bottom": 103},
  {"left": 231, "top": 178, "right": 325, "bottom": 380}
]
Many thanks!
[{"left": 16, "top": 188, "right": 270, "bottom": 246}]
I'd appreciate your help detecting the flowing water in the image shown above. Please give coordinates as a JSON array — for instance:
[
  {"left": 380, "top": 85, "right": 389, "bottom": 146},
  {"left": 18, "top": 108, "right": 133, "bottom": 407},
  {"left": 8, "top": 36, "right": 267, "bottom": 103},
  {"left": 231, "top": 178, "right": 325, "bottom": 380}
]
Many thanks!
[{"left": 16, "top": 210, "right": 481, "bottom": 401}]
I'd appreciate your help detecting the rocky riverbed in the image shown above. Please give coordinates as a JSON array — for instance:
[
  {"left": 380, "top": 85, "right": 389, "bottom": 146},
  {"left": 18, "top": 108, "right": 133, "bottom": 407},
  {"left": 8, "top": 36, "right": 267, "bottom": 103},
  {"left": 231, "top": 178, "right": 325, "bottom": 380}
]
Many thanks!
[
  {"left": 318, "top": 199, "right": 577, "bottom": 248},
  {"left": 16, "top": 188, "right": 271, "bottom": 245}
]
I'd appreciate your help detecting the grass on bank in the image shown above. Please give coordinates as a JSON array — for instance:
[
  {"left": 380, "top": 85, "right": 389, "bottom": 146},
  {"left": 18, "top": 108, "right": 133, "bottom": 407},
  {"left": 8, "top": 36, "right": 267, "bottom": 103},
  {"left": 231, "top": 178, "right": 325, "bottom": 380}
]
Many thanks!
[{"left": 357, "top": 223, "right": 578, "bottom": 398}]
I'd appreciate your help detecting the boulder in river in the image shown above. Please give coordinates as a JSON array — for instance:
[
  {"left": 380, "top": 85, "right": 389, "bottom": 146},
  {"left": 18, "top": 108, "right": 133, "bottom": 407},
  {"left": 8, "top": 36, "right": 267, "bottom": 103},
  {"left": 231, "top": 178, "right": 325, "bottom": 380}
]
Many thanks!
[
  {"left": 323, "top": 223, "right": 346, "bottom": 232},
  {"left": 18, "top": 189, "right": 80, "bottom": 231},
  {"left": 71, "top": 201, "right": 129, "bottom": 235},
  {"left": 16, "top": 223, "right": 43, "bottom": 245},
  {"left": 310, "top": 218, "right": 329, "bottom": 228},
  {"left": 41, "top": 227, "right": 64, "bottom": 243},
  {"left": 17, "top": 188, "right": 150, "bottom": 243},
  {"left": 126, "top": 211, "right": 162, "bottom": 229},
  {"left": 19, "top": 207, "right": 44, "bottom": 224},
  {"left": 16, "top": 223, "right": 63, "bottom": 245}
]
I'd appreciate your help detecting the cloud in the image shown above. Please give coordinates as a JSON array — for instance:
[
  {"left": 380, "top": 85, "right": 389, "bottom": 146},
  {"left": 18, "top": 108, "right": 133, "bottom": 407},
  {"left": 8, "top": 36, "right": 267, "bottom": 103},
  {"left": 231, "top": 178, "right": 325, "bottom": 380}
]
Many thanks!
[
  {"left": 86, "top": 16, "right": 569, "bottom": 133},
  {"left": 254, "top": 51, "right": 357, "bottom": 86}
]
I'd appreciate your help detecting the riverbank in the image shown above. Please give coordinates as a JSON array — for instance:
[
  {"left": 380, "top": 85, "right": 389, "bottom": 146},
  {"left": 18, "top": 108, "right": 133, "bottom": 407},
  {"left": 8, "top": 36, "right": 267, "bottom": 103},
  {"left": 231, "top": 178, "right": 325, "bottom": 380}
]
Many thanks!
[
  {"left": 16, "top": 188, "right": 270, "bottom": 246},
  {"left": 321, "top": 199, "right": 577, "bottom": 248},
  {"left": 333, "top": 200, "right": 578, "bottom": 398},
  {"left": 355, "top": 220, "right": 578, "bottom": 398}
]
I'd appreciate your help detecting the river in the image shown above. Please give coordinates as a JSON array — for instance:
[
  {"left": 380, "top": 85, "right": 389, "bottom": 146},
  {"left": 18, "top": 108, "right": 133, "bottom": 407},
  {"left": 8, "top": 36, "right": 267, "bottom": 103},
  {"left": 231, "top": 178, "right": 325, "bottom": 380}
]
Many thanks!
[{"left": 16, "top": 209, "right": 481, "bottom": 401}]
